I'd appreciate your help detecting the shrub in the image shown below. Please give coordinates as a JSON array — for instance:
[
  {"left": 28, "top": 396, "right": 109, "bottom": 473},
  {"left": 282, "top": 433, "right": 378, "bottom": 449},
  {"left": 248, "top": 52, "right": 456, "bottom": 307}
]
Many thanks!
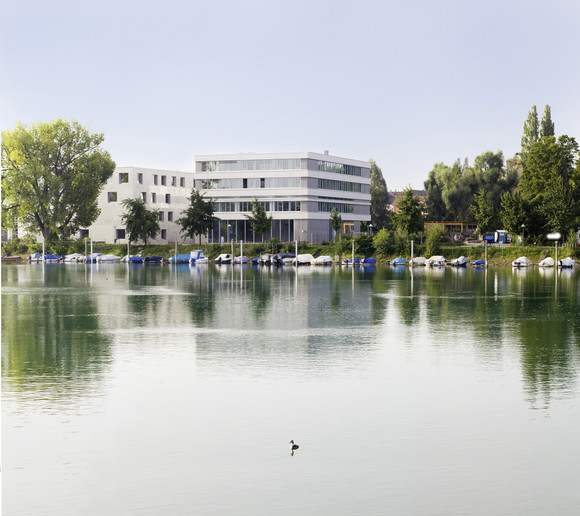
[
  {"left": 1, "top": 237, "right": 28, "bottom": 256},
  {"left": 267, "top": 238, "right": 282, "bottom": 253},
  {"left": 425, "top": 223, "right": 446, "bottom": 256},
  {"left": 373, "top": 228, "right": 395, "bottom": 256},
  {"left": 355, "top": 234, "right": 374, "bottom": 257}
]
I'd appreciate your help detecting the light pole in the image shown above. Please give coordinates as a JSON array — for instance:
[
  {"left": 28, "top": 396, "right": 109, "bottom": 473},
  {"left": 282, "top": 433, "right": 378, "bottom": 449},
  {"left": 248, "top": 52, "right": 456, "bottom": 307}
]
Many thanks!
[
  {"left": 368, "top": 223, "right": 373, "bottom": 236},
  {"left": 521, "top": 224, "right": 525, "bottom": 246}
]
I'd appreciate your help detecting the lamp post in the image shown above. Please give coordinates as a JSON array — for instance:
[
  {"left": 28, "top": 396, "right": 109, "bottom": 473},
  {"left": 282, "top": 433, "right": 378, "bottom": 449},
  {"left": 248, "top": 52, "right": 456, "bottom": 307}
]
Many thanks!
[
  {"left": 368, "top": 223, "right": 373, "bottom": 236},
  {"left": 521, "top": 224, "right": 525, "bottom": 246}
]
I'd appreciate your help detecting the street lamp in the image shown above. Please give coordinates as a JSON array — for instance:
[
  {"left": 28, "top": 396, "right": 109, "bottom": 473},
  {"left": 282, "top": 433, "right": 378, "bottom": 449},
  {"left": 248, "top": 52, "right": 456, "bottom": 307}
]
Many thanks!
[
  {"left": 368, "top": 223, "right": 373, "bottom": 235},
  {"left": 521, "top": 224, "right": 525, "bottom": 246}
]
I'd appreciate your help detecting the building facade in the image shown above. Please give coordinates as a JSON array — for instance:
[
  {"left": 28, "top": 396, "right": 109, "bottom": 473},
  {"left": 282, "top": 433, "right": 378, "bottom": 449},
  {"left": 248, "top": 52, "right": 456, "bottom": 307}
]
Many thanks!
[
  {"left": 193, "top": 151, "right": 371, "bottom": 243},
  {"left": 88, "top": 167, "right": 196, "bottom": 244}
]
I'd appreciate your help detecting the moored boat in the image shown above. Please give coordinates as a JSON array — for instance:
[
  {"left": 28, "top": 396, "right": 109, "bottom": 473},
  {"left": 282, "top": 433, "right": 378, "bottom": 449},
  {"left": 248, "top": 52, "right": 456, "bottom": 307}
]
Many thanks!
[
  {"left": 1, "top": 255, "right": 22, "bottom": 262},
  {"left": 312, "top": 255, "right": 333, "bottom": 265},
  {"left": 512, "top": 256, "right": 532, "bottom": 267},
  {"left": 342, "top": 257, "right": 360, "bottom": 266},
  {"left": 215, "top": 253, "right": 233, "bottom": 264},
  {"left": 539, "top": 257, "right": 555, "bottom": 267},
  {"left": 233, "top": 255, "right": 250, "bottom": 264},
  {"left": 411, "top": 256, "right": 427, "bottom": 266},
  {"left": 558, "top": 257, "right": 575, "bottom": 268},
  {"left": 294, "top": 254, "right": 314, "bottom": 265},
  {"left": 189, "top": 250, "right": 208, "bottom": 264},
  {"left": 361, "top": 257, "right": 376, "bottom": 265},
  {"left": 450, "top": 256, "right": 470, "bottom": 267},
  {"left": 97, "top": 254, "right": 121, "bottom": 263},
  {"left": 391, "top": 257, "right": 407, "bottom": 266},
  {"left": 168, "top": 253, "right": 191, "bottom": 264},
  {"left": 472, "top": 259, "right": 486, "bottom": 268},
  {"left": 427, "top": 256, "right": 446, "bottom": 267}
]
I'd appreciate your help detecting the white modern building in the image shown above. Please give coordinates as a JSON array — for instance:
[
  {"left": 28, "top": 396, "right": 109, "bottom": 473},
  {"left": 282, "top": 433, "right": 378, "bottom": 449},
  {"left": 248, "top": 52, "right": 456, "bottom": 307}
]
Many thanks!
[
  {"left": 193, "top": 151, "right": 371, "bottom": 243},
  {"left": 87, "top": 167, "right": 196, "bottom": 244}
]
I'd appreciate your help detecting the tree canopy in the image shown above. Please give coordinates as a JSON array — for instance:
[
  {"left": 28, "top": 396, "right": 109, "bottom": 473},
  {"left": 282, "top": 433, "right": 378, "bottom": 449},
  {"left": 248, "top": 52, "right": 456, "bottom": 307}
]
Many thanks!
[
  {"left": 369, "top": 159, "right": 390, "bottom": 229},
  {"left": 121, "top": 198, "right": 160, "bottom": 244},
  {"left": 1, "top": 120, "right": 115, "bottom": 241},
  {"left": 394, "top": 187, "right": 423, "bottom": 237},
  {"left": 245, "top": 198, "right": 272, "bottom": 241},
  {"left": 329, "top": 208, "right": 342, "bottom": 241},
  {"left": 176, "top": 190, "right": 217, "bottom": 244}
]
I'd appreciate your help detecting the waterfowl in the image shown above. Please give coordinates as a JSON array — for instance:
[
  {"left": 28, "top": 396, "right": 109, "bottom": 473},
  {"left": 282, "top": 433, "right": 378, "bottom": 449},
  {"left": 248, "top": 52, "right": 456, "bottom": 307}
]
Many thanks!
[{"left": 290, "top": 440, "right": 299, "bottom": 451}]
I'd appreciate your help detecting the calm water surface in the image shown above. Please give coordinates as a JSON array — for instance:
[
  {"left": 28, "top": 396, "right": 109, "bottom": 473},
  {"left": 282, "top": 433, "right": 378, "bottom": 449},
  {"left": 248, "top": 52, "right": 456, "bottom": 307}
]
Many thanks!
[{"left": 2, "top": 263, "right": 580, "bottom": 515}]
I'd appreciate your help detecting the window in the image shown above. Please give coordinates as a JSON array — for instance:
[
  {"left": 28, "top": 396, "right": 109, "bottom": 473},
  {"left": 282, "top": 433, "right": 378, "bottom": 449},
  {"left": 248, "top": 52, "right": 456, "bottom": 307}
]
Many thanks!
[
  {"left": 138, "top": 173, "right": 143, "bottom": 184},
  {"left": 108, "top": 192, "right": 118, "bottom": 202},
  {"left": 180, "top": 177, "right": 185, "bottom": 187},
  {"left": 161, "top": 176, "right": 166, "bottom": 186},
  {"left": 116, "top": 229, "right": 126, "bottom": 240},
  {"left": 80, "top": 229, "right": 89, "bottom": 239},
  {"left": 168, "top": 211, "right": 173, "bottom": 222},
  {"left": 119, "top": 173, "right": 128, "bottom": 184},
  {"left": 159, "top": 211, "right": 164, "bottom": 221},
  {"left": 171, "top": 176, "right": 176, "bottom": 187},
  {"left": 141, "top": 192, "right": 147, "bottom": 203},
  {"left": 152, "top": 193, "right": 156, "bottom": 203},
  {"left": 165, "top": 194, "right": 171, "bottom": 204},
  {"left": 154, "top": 175, "right": 158, "bottom": 185},
  {"left": 161, "top": 229, "right": 167, "bottom": 240}
]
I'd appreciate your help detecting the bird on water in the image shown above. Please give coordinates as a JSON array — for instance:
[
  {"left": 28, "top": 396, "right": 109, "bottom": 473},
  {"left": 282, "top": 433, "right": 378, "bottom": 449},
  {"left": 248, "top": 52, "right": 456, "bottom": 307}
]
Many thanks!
[{"left": 290, "top": 440, "right": 299, "bottom": 451}]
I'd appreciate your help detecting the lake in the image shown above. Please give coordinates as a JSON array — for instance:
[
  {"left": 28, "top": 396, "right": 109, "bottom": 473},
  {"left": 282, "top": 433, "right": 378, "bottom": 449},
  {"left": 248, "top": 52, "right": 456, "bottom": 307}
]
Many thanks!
[{"left": 2, "top": 263, "right": 580, "bottom": 515}]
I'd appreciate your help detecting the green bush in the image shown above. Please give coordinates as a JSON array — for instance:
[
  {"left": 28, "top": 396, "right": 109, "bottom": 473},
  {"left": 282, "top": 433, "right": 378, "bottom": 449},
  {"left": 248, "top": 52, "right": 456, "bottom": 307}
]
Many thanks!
[
  {"left": 267, "top": 238, "right": 282, "bottom": 253},
  {"left": 425, "top": 223, "right": 446, "bottom": 256},
  {"left": 373, "top": 228, "right": 395, "bottom": 256},
  {"left": 1, "top": 238, "right": 28, "bottom": 256},
  {"left": 355, "top": 234, "right": 374, "bottom": 257}
]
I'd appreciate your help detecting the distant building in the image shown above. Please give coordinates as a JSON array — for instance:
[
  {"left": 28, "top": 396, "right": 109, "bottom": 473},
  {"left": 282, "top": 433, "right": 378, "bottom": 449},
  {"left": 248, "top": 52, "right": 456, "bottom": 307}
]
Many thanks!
[
  {"left": 192, "top": 151, "right": 371, "bottom": 243},
  {"left": 386, "top": 190, "right": 426, "bottom": 213}
]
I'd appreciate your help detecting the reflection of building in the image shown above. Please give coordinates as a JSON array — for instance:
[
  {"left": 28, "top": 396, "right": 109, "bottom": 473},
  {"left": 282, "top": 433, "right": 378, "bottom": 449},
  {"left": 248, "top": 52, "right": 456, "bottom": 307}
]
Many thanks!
[
  {"left": 88, "top": 167, "right": 196, "bottom": 244},
  {"left": 193, "top": 152, "right": 371, "bottom": 243}
]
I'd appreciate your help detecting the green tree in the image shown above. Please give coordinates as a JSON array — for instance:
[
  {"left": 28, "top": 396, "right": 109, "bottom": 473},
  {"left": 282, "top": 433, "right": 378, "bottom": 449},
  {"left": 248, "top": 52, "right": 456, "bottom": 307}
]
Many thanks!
[
  {"left": 369, "top": 159, "right": 390, "bottom": 228},
  {"left": 521, "top": 105, "right": 539, "bottom": 162},
  {"left": 471, "top": 189, "right": 497, "bottom": 237},
  {"left": 540, "top": 104, "right": 555, "bottom": 138},
  {"left": 245, "top": 198, "right": 273, "bottom": 242},
  {"left": 355, "top": 234, "right": 374, "bottom": 257},
  {"left": 329, "top": 208, "right": 342, "bottom": 241},
  {"left": 176, "top": 190, "right": 217, "bottom": 244},
  {"left": 500, "top": 190, "right": 529, "bottom": 237},
  {"left": 424, "top": 164, "right": 450, "bottom": 221},
  {"left": 424, "top": 223, "right": 446, "bottom": 256},
  {"left": 121, "top": 198, "right": 160, "bottom": 244},
  {"left": 395, "top": 187, "right": 423, "bottom": 237},
  {"left": 373, "top": 228, "right": 395, "bottom": 256},
  {"left": 1, "top": 120, "right": 115, "bottom": 241}
]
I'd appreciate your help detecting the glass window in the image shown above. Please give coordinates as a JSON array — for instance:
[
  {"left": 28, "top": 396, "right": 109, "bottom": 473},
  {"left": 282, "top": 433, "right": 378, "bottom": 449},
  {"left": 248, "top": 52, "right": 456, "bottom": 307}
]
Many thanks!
[
  {"left": 152, "top": 193, "right": 156, "bottom": 203},
  {"left": 141, "top": 192, "right": 147, "bottom": 203},
  {"left": 180, "top": 177, "right": 185, "bottom": 187},
  {"left": 153, "top": 175, "right": 158, "bottom": 185},
  {"left": 138, "top": 173, "right": 143, "bottom": 184},
  {"left": 161, "top": 229, "right": 166, "bottom": 240},
  {"left": 165, "top": 194, "right": 171, "bottom": 204},
  {"left": 159, "top": 211, "right": 164, "bottom": 221},
  {"left": 107, "top": 192, "right": 117, "bottom": 202},
  {"left": 168, "top": 212, "right": 173, "bottom": 222},
  {"left": 119, "top": 173, "right": 128, "bottom": 184},
  {"left": 161, "top": 176, "right": 166, "bottom": 186},
  {"left": 172, "top": 176, "right": 176, "bottom": 187},
  {"left": 116, "top": 229, "right": 126, "bottom": 240}
]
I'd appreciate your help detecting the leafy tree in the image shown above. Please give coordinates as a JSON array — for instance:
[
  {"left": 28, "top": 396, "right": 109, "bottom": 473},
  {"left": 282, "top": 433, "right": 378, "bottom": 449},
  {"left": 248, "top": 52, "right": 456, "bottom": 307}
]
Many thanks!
[
  {"left": 521, "top": 105, "right": 539, "bottom": 162},
  {"left": 369, "top": 159, "right": 390, "bottom": 228},
  {"left": 1, "top": 120, "right": 115, "bottom": 241},
  {"left": 373, "top": 228, "right": 395, "bottom": 256},
  {"left": 176, "top": 190, "right": 217, "bottom": 244},
  {"left": 540, "top": 104, "right": 555, "bottom": 138},
  {"left": 329, "top": 208, "right": 342, "bottom": 241},
  {"left": 471, "top": 189, "right": 497, "bottom": 237},
  {"left": 395, "top": 187, "right": 423, "bottom": 237},
  {"left": 121, "top": 198, "right": 160, "bottom": 244},
  {"left": 424, "top": 164, "right": 450, "bottom": 221},
  {"left": 500, "top": 190, "right": 529, "bottom": 237},
  {"left": 245, "top": 198, "right": 272, "bottom": 242},
  {"left": 424, "top": 223, "right": 446, "bottom": 256},
  {"left": 355, "top": 234, "right": 374, "bottom": 257}
]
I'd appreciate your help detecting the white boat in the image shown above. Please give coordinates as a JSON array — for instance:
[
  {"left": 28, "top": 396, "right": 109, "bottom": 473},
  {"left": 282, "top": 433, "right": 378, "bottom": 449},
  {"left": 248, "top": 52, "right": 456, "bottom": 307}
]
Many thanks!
[
  {"left": 512, "top": 256, "right": 532, "bottom": 267},
  {"left": 190, "top": 250, "right": 208, "bottom": 264},
  {"left": 558, "top": 257, "right": 575, "bottom": 268},
  {"left": 293, "top": 254, "right": 314, "bottom": 265},
  {"left": 427, "top": 255, "right": 446, "bottom": 267},
  {"left": 411, "top": 256, "right": 427, "bottom": 266},
  {"left": 64, "top": 253, "right": 85, "bottom": 262},
  {"left": 312, "top": 255, "right": 333, "bottom": 265},
  {"left": 450, "top": 256, "right": 470, "bottom": 267},
  {"left": 214, "top": 253, "right": 233, "bottom": 264},
  {"left": 97, "top": 254, "right": 121, "bottom": 262},
  {"left": 538, "top": 257, "right": 554, "bottom": 267}
]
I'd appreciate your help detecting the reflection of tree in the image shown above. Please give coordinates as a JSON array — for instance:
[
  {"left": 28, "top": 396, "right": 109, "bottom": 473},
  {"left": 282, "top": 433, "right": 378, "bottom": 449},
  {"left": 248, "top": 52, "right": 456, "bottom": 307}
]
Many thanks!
[{"left": 2, "top": 267, "right": 112, "bottom": 402}]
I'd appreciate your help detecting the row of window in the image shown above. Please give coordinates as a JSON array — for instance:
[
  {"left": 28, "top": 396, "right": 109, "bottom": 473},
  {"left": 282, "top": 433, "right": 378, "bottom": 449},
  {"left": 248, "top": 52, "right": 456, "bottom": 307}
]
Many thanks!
[
  {"left": 201, "top": 177, "right": 301, "bottom": 189},
  {"left": 201, "top": 159, "right": 301, "bottom": 172},
  {"left": 108, "top": 192, "right": 172, "bottom": 204},
  {"left": 318, "top": 202, "right": 354, "bottom": 214},
  {"left": 317, "top": 179, "right": 362, "bottom": 192},
  {"left": 118, "top": 172, "right": 190, "bottom": 188},
  {"left": 317, "top": 161, "right": 362, "bottom": 177},
  {"left": 215, "top": 201, "right": 301, "bottom": 213}
]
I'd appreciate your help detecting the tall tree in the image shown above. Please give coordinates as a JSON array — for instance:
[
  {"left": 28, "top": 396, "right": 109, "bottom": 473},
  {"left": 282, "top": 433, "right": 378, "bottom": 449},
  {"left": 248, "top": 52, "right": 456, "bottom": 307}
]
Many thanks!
[
  {"left": 471, "top": 189, "right": 497, "bottom": 237},
  {"left": 540, "top": 104, "right": 555, "bottom": 138},
  {"left": 329, "top": 208, "right": 342, "bottom": 241},
  {"left": 394, "top": 187, "right": 423, "bottom": 237},
  {"left": 245, "top": 198, "right": 273, "bottom": 242},
  {"left": 369, "top": 159, "right": 390, "bottom": 229},
  {"left": 1, "top": 120, "right": 115, "bottom": 241},
  {"left": 521, "top": 105, "right": 539, "bottom": 161},
  {"left": 176, "top": 190, "right": 217, "bottom": 244},
  {"left": 121, "top": 198, "right": 160, "bottom": 244}
]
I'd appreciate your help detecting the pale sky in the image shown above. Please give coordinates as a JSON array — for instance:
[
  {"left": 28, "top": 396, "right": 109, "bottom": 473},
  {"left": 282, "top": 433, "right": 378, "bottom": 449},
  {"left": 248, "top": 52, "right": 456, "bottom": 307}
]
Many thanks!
[{"left": 2, "top": 0, "right": 579, "bottom": 190}]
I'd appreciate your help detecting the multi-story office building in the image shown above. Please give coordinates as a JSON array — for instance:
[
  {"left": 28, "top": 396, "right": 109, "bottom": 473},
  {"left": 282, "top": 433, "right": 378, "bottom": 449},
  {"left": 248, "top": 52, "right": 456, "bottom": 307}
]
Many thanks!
[
  {"left": 88, "top": 167, "right": 196, "bottom": 243},
  {"left": 193, "top": 151, "right": 371, "bottom": 243}
]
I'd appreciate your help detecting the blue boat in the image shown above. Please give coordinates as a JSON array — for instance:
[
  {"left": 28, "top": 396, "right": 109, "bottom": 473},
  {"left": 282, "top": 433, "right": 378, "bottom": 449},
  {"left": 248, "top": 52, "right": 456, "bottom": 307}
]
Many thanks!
[
  {"left": 343, "top": 258, "right": 360, "bottom": 265},
  {"left": 472, "top": 259, "right": 486, "bottom": 267},
  {"left": 189, "top": 250, "right": 208, "bottom": 264},
  {"left": 145, "top": 256, "right": 163, "bottom": 263},
  {"left": 361, "top": 257, "right": 376, "bottom": 265},
  {"left": 168, "top": 253, "right": 190, "bottom": 264},
  {"left": 391, "top": 257, "right": 407, "bottom": 265}
]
